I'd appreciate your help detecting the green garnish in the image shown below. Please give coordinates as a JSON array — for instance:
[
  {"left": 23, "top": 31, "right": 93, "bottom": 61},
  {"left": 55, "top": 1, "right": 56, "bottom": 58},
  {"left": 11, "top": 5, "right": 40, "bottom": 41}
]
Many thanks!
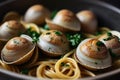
[
  {"left": 21, "top": 69, "right": 29, "bottom": 74},
  {"left": 103, "top": 32, "right": 113, "bottom": 41},
  {"left": 51, "top": 10, "right": 58, "bottom": 19},
  {"left": 66, "top": 33, "right": 85, "bottom": 47},
  {"left": 103, "top": 37, "right": 112, "bottom": 41},
  {"left": 61, "top": 62, "right": 69, "bottom": 67},
  {"left": 96, "top": 41, "right": 104, "bottom": 46},
  {"left": 43, "top": 24, "right": 49, "bottom": 30},
  {"left": 95, "top": 31, "right": 102, "bottom": 36},
  {"left": 25, "top": 27, "right": 40, "bottom": 43},
  {"left": 108, "top": 48, "right": 117, "bottom": 57},
  {"left": 107, "top": 32, "right": 112, "bottom": 36},
  {"left": 13, "top": 40, "right": 19, "bottom": 44},
  {"left": 94, "top": 62, "right": 98, "bottom": 65},
  {"left": 55, "top": 31, "right": 62, "bottom": 36}
]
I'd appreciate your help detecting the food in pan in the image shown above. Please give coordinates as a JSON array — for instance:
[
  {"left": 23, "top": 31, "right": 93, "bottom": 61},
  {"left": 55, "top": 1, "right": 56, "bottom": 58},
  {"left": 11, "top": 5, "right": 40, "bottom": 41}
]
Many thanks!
[{"left": 0, "top": 4, "right": 120, "bottom": 79}]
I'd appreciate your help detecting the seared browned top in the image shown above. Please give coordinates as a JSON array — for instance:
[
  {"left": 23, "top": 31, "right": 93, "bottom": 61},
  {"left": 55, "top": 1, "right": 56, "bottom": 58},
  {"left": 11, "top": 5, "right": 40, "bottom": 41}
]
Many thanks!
[
  {"left": 7, "top": 20, "right": 24, "bottom": 30},
  {"left": 6, "top": 37, "right": 31, "bottom": 50},
  {"left": 40, "top": 30, "right": 69, "bottom": 45},
  {"left": 80, "top": 39, "right": 108, "bottom": 59},
  {"left": 56, "top": 9, "right": 78, "bottom": 23}
]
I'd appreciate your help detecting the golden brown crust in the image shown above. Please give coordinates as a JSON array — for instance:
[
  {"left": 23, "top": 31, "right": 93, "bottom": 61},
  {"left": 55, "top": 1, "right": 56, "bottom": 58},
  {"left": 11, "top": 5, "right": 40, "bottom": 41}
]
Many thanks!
[{"left": 80, "top": 39, "right": 107, "bottom": 59}]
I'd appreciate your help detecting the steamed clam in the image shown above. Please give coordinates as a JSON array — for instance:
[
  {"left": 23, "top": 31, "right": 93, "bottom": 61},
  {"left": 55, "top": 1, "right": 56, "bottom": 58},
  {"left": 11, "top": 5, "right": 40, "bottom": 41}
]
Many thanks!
[
  {"left": 0, "top": 20, "right": 26, "bottom": 41},
  {"left": 75, "top": 38, "right": 112, "bottom": 70},
  {"left": 37, "top": 30, "right": 70, "bottom": 56},
  {"left": 76, "top": 10, "right": 97, "bottom": 33},
  {"left": 99, "top": 32, "right": 120, "bottom": 56},
  {"left": 24, "top": 4, "right": 51, "bottom": 25},
  {"left": 1, "top": 35, "right": 35, "bottom": 65},
  {"left": 46, "top": 9, "right": 81, "bottom": 32},
  {"left": 2, "top": 11, "right": 21, "bottom": 22}
]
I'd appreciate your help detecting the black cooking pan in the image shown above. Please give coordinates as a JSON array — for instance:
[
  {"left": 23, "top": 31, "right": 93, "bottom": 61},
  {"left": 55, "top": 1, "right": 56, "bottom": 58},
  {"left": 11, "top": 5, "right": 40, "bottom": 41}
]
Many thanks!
[{"left": 0, "top": 0, "right": 120, "bottom": 80}]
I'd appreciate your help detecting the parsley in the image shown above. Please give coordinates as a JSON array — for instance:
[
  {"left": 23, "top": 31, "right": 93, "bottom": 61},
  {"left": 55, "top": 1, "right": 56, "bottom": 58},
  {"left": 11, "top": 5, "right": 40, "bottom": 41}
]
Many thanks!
[
  {"left": 20, "top": 69, "right": 29, "bottom": 74},
  {"left": 96, "top": 41, "right": 104, "bottom": 46},
  {"left": 66, "top": 33, "right": 85, "bottom": 47},
  {"left": 25, "top": 27, "right": 40, "bottom": 43},
  {"left": 95, "top": 31, "right": 102, "bottom": 36},
  {"left": 94, "top": 62, "right": 98, "bottom": 65},
  {"left": 107, "top": 32, "right": 112, "bottom": 36},
  {"left": 51, "top": 10, "right": 58, "bottom": 19},
  {"left": 44, "top": 24, "right": 49, "bottom": 30},
  {"left": 55, "top": 31, "right": 62, "bottom": 36},
  {"left": 103, "top": 32, "right": 113, "bottom": 41},
  {"left": 61, "top": 62, "right": 69, "bottom": 67}
]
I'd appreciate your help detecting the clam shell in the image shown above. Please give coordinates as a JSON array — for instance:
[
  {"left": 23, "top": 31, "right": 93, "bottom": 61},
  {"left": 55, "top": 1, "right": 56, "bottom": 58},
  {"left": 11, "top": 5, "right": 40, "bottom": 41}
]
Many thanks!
[
  {"left": 24, "top": 4, "right": 51, "bottom": 25},
  {"left": 2, "top": 11, "right": 21, "bottom": 22},
  {"left": 1, "top": 35, "right": 35, "bottom": 65},
  {"left": 76, "top": 10, "right": 97, "bottom": 33},
  {"left": 46, "top": 9, "right": 81, "bottom": 32},
  {"left": 75, "top": 38, "right": 112, "bottom": 70}
]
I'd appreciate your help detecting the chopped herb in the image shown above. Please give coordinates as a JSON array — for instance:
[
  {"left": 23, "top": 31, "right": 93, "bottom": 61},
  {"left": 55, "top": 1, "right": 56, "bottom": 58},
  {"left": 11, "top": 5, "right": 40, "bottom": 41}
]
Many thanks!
[
  {"left": 66, "top": 33, "right": 86, "bottom": 47},
  {"left": 103, "top": 32, "right": 113, "bottom": 41},
  {"left": 13, "top": 40, "right": 19, "bottom": 44},
  {"left": 95, "top": 31, "right": 102, "bottom": 36},
  {"left": 94, "top": 62, "right": 98, "bottom": 65},
  {"left": 25, "top": 27, "right": 40, "bottom": 43},
  {"left": 55, "top": 31, "right": 62, "bottom": 36},
  {"left": 51, "top": 10, "right": 58, "bottom": 19},
  {"left": 96, "top": 41, "right": 104, "bottom": 46},
  {"left": 108, "top": 48, "right": 117, "bottom": 57},
  {"left": 107, "top": 32, "right": 112, "bottom": 36},
  {"left": 61, "top": 62, "right": 69, "bottom": 67},
  {"left": 20, "top": 69, "right": 29, "bottom": 74},
  {"left": 103, "top": 37, "right": 112, "bottom": 41},
  {"left": 46, "top": 32, "right": 51, "bottom": 35},
  {"left": 43, "top": 24, "right": 49, "bottom": 30},
  {"left": 48, "top": 47, "right": 51, "bottom": 52}
]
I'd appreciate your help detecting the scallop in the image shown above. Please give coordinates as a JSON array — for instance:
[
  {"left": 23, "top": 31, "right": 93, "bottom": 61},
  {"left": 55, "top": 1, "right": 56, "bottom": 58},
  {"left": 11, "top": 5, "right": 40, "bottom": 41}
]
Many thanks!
[
  {"left": 0, "top": 20, "right": 26, "bottom": 41},
  {"left": 75, "top": 38, "right": 112, "bottom": 70},
  {"left": 99, "top": 32, "right": 120, "bottom": 56},
  {"left": 24, "top": 4, "right": 51, "bottom": 25},
  {"left": 37, "top": 30, "right": 70, "bottom": 56},
  {"left": 46, "top": 9, "right": 81, "bottom": 32},
  {"left": 76, "top": 10, "right": 97, "bottom": 33},
  {"left": 1, "top": 35, "right": 35, "bottom": 65}
]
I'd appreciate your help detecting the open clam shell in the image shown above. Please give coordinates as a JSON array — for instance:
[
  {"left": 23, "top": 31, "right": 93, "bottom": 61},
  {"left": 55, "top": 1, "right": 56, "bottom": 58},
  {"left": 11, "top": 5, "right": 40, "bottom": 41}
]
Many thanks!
[
  {"left": 46, "top": 9, "right": 81, "bottom": 32},
  {"left": 75, "top": 38, "right": 112, "bottom": 70},
  {"left": 1, "top": 35, "right": 35, "bottom": 65}
]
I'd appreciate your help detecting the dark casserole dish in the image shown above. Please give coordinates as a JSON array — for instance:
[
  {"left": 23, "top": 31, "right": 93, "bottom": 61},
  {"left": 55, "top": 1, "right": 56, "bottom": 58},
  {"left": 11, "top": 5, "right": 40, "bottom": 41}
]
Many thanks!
[{"left": 0, "top": 0, "right": 120, "bottom": 80}]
